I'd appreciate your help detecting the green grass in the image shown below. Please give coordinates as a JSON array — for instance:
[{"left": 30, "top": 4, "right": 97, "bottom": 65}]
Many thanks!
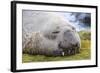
[
  {"left": 22, "top": 48, "right": 91, "bottom": 63},
  {"left": 81, "top": 40, "right": 91, "bottom": 49}
]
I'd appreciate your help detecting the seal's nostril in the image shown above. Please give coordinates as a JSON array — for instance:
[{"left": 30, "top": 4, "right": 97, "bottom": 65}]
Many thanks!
[
  {"left": 75, "top": 43, "right": 78, "bottom": 47},
  {"left": 58, "top": 42, "right": 61, "bottom": 47},
  {"left": 76, "top": 42, "right": 80, "bottom": 48},
  {"left": 58, "top": 42, "right": 63, "bottom": 49}
]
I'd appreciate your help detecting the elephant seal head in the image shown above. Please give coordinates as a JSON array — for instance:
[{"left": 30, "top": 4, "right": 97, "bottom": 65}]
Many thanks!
[
  {"left": 57, "top": 26, "right": 81, "bottom": 55},
  {"left": 41, "top": 16, "right": 81, "bottom": 55}
]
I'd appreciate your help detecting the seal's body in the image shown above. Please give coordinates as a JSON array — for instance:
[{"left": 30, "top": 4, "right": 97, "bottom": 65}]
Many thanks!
[{"left": 23, "top": 11, "right": 81, "bottom": 56}]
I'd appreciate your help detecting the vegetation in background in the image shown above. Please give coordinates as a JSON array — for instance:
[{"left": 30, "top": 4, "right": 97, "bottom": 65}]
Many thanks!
[{"left": 79, "top": 30, "right": 91, "bottom": 40}]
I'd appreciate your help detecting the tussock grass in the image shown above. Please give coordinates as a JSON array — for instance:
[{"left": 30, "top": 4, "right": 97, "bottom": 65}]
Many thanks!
[{"left": 81, "top": 40, "right": 91, "bottom": 49}]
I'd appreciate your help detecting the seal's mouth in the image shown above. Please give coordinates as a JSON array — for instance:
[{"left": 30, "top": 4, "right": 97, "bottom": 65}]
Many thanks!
[
  {"left": 53, "top": 48, "right": 80, "bottom": 56},
  {"left": 58, "top": 42, "right": 80, "bottom": 56}
]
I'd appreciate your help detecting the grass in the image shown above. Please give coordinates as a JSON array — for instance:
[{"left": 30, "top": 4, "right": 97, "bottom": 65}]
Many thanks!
[
  {"left": 22, "top": 48, "right": 90, "bottom": 63},
  {"left": 81, "top": 40, "right": 91, "bottom": 49},
  {"left": 22, "top": 40, "right": 91, "bottom": 63}
]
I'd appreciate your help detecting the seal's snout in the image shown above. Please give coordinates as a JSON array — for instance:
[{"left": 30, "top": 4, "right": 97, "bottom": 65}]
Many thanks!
[{"left": 58, "top": 29, "right": 81, "bottom": 55}]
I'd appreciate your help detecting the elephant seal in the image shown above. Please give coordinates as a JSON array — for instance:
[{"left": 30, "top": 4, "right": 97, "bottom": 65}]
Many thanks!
[{"left": 22, "top": 11, "right": 81, "bottom": 56}]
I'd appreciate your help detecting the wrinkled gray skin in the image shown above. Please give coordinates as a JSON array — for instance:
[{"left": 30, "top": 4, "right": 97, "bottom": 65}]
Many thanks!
[{"left": 23, "top": 11, "right": 81, "bottom": 56}]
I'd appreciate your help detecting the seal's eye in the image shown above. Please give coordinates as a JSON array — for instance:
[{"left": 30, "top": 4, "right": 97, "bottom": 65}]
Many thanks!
[
  {"left": 72, "top": 27, "right": 76, "bottom": 31},
  {"left": 52, "top": 31, "right": 60, "bottom": 34}
]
